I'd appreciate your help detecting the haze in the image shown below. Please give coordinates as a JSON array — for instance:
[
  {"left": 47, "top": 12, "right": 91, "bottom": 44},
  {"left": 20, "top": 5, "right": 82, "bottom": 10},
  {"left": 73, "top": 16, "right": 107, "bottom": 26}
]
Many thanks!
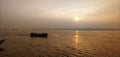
[{"left": 0, "top": 0, "right": 120, "bottom": 29}]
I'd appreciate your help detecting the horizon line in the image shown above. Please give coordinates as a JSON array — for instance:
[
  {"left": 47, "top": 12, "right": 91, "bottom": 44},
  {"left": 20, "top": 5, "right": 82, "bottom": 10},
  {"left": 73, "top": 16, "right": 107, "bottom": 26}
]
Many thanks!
[{"left": 0, "top": 28, "right": 120, "bottom": 30}]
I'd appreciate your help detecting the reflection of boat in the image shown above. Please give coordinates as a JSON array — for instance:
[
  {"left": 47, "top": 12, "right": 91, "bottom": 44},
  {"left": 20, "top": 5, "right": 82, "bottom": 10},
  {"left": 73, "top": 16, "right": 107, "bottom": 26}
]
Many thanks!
[{"left": 0, "top": 39, "right": 5, "bottom": 45}]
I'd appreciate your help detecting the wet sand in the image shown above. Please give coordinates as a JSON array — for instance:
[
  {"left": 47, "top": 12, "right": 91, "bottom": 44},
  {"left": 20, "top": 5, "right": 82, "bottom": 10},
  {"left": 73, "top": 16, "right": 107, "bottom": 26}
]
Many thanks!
[{"left": 0, "top": 29, "right": 120, "bottom": 57}]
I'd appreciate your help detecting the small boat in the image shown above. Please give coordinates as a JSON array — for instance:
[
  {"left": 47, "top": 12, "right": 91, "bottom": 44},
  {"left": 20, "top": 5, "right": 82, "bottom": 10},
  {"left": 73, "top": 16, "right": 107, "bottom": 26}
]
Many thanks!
[
  {"left": 0, "top": 39, "right": 5, "bottom": 45},
  {"left": 30, "top": 32, "right": 48, "bottom": 38}
]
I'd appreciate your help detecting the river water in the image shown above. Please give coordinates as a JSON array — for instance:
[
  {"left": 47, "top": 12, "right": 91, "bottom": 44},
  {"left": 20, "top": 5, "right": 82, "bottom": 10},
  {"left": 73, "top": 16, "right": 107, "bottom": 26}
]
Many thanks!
[{"left": 0, "top": 29, "right": 120, "bottom": 57}]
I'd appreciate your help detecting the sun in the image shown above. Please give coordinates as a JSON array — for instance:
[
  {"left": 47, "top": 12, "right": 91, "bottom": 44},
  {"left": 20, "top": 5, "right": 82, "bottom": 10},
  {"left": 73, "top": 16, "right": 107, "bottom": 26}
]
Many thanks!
[{"left": 74, "top": 17, "right": 80, "bottom": 21}]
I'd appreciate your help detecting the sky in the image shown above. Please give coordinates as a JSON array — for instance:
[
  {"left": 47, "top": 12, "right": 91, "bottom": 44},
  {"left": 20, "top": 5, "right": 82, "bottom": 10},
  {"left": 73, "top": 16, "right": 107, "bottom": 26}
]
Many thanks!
[{"left": 0, "top": 0, "right": 120, "bottom": 29}]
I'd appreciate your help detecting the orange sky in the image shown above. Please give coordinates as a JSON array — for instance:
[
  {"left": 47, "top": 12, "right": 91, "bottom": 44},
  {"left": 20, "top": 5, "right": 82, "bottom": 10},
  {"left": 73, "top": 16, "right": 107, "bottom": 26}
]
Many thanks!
[{"left": 0, "top": 0, "right": 120, "bottom": 29}]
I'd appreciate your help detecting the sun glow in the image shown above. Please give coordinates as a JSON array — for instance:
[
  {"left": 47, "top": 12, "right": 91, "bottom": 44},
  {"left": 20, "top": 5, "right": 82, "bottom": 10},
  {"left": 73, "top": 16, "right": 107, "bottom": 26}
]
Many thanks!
[{"left": 74, "top": 17, "right": 80, "bottom": 21}]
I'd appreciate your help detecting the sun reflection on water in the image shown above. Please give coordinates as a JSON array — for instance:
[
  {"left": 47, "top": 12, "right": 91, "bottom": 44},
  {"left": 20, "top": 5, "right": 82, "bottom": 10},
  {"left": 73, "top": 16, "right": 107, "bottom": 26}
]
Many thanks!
[{"left": 74, "top": 30, "right": 80, "bottom": 49}]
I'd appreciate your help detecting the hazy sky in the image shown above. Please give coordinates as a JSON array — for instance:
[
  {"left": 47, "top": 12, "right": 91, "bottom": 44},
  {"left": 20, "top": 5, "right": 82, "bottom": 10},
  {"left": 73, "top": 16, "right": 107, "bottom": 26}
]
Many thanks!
[{"left": 0, "top": 0, "right": 120, "bottom": 29}]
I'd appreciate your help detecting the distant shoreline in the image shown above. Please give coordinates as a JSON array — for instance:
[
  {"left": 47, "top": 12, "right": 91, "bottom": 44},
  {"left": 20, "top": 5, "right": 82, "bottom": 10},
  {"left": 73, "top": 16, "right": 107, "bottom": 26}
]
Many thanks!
[{"left": 0, "top": 28, "right": 120, "bottom": 30}]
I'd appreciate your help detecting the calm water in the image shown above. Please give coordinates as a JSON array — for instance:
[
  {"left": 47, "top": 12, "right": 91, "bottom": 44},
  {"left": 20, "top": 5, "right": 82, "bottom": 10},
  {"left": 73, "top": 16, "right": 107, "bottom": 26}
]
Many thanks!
[{"left": 0, "top": 29, "right": 120, "bottom": 57}]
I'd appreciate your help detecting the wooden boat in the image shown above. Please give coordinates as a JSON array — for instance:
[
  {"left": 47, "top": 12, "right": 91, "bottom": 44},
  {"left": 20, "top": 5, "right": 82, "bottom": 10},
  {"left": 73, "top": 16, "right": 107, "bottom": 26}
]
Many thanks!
[
  {"left": 0, "top": 39, "right": 5, "bottom": 45},
  {"left": 30, "top": 32, "right": 48, "bottom": 38}
]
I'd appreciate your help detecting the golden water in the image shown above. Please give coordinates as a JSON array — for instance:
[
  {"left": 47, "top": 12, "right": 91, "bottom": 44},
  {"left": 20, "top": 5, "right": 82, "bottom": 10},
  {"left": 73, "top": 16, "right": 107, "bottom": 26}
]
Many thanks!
[{"left": 0, "top": 29, "right": 120, "bottom": 57}]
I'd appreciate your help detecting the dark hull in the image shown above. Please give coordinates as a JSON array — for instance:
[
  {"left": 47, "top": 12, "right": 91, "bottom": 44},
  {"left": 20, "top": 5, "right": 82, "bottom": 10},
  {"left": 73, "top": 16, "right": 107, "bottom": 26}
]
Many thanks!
[
  {"left": 0, "top": 40, "right": 5, "bottom": 45},
  {"left": 30, "top": 32, "right": 48, "bottom": 38}
]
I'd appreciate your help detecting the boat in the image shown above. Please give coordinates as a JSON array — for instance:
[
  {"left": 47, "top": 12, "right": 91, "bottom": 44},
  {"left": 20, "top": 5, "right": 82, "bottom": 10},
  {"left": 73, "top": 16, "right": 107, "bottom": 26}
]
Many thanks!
[
  {"left": 0, "top": 39, "right": 5, "bottom": 45},
  {"left": 30, "top": 32, "right": 48, "bottom": 38}
]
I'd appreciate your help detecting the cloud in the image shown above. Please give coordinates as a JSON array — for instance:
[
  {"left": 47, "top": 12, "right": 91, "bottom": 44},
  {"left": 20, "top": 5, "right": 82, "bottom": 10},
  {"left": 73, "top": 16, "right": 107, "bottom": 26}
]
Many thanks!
[{"left": 0, "top": 0, "right": 120, "bottom": 28}]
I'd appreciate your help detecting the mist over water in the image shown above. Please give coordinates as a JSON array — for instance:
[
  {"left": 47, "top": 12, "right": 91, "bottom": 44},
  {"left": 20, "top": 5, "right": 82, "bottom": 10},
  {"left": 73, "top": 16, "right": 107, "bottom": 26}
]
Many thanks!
[
  {"left": 0, "top": 29, "right": 120, "bottom": 57},
  {"left": 0, "top": 0, "right": 120, "bottom": 57}
]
